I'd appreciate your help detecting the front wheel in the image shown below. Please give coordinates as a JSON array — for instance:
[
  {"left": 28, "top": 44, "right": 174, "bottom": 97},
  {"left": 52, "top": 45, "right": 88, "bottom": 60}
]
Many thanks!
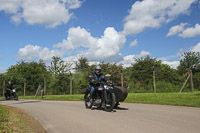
[
  {"left": 103, "top": 92, "right": 116, "bottom": 112},
  {"left": 13, "top": 93, "right": 18, "bottom": 100},
  {"left": 84, "top": 93, "right": 93, "bottom": 109}
]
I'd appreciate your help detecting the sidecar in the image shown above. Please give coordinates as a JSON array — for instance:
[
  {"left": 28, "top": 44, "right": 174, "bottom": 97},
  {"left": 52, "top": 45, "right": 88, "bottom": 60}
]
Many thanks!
[{"left": 113, "top": 86, "right": 128, "bottom": 105}]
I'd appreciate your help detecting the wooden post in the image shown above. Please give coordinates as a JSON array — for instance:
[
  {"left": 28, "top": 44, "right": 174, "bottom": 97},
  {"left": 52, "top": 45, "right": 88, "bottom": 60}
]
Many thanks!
[
  {"left": 121, "top": 72, "right": 124, "bottom": 88},
  {"left": 180, "top": 74, "right": 190, "bottom": 93},
  {"left": 24, "top": 78, "right": 26, "bottom": 96},
  {"left": 3, "top": 79, "right": 5, "bottom": 96},
  {"left": 153, "top": 70, "right": 156, "bottom": 93},
  {"left": 190, "top": 69, "right": 194, "bottom": 92},
  {"left": 70, "top": 73, "right": 72, "bottom": 95},
  {"left": 44, "top": 77, "right": 46, "bottom": 95}
]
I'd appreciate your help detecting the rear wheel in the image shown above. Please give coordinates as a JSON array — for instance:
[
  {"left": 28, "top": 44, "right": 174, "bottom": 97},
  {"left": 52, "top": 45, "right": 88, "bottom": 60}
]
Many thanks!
[
  {"left": 103, "top": 92, "right": 116, "bottom": 112},
  {"left": 5, "top": 95, "right": 9, "bottom": 100},
  {"left": 84, "top": 93, "right": 93, "bottom": 109}
]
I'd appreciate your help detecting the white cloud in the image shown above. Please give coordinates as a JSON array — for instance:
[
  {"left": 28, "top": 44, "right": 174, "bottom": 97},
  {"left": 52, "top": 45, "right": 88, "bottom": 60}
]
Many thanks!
[
  {"left": 167, "top": 23, "right": 188, "bottom": 37},
  {"left": 85, "top": 27, "right": 126, "bottom": 61},
  {"left": 129, "top": 39, "right": 138, "bottom": 47},
  {"left": 17, "top": 26, "right": 126, "bottom": 65},
  {"left": 119, "top": 50, "right": 151, "bottom": 67},
  {"left": 62, "top": 0, "right": 83, "bottom": 9},
  {"left": 167, "top": 23, "right": 200, "bottom": 38},
  {"left": 123, "top": 0, "right": 196, "bottom": 35},
  {"left": 0, "top": 0, "right": 83, "bottom": 28},
  {"left": 190, "top": 42, "right": 200, "bottom": 53},
  {"left": 54, "top": 26, "right": 97, "bottom": 49},
  {"left": 178, "top": 24, "right": 200, "bottom": 38},
  {"left": 17, "top": 45, "right": 64, "bottom": 61},
  {"left": 54, "top": 26, "right": 126, "bottom": 62},
  {"left": 162, "top": 61, "right": 180, "bottom": 69},
  {"left": 0, "top": 68, "right": 6, "bottom": 73},
  {"left": 158, "top": 42, "right": 200, "bottom": 69},
  {"left": 0, "top": 0, "right": 22, "bottom": 14}
]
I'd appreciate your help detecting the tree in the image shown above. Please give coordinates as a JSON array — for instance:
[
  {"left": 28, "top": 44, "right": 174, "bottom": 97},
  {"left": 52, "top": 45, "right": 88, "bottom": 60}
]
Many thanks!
[
  {"left": 49, "top": 56, "right": 72, "bottom": 75},
  {"left": 177, "top": 51, "right": 200, "bottom": 91},
  {"left": 130, "top": 56, "right": 160, "bottom": 89},
  {"left": 177, "top": 51, "right": 200, "bottom": 74},
  {"left": 6, "top": 61, "right": 48, "bottom": 96},
  {"left": 48, "top": 56, "right": 72, "bottom": 95},
  {"left": 129, "top": 56, "right": 182, "bottom": 92},
  {"left": 74, "top": 57, "right": 89, "bottom": 72}
]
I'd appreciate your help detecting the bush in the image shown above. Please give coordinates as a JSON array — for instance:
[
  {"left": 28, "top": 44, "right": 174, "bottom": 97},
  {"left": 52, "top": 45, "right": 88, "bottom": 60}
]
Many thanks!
[
  {"left": 127, "top": 82, "right": 154, "bottom": 93},
  {"left": 156, "top": 81, "right": 181, "bottom": 93}
]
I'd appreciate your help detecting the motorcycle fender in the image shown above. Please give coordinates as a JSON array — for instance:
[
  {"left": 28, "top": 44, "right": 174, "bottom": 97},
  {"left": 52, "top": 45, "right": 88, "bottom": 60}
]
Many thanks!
[
  {"left": 84, "top": 89, "right": 90, "bottom": 94},
  {"left": 108, "top": 89, "right": 113, "bottom": 93}
]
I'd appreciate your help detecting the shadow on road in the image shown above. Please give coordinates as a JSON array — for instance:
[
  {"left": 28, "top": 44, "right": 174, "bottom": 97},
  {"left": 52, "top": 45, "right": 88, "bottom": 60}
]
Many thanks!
[
  {"left": 13, "top": 100, "right": 41, "bottom": 104},
  {"left": 0, "top": 98, "right": 6, "bottom": 101},
  {"left": 0, "top": 99, "right": 41, "bottom": 104},
  {"left": 114, "top": 106, "right": 129, "bottom": 110},
  {"left": 90, "top": 106, "right": 129, "bottom": 112}
]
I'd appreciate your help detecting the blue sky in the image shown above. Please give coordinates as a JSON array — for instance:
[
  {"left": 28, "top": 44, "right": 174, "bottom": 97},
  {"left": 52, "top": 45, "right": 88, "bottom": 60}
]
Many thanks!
[{"left": 0, "top": 0, "right": 200, "bottom": 73}]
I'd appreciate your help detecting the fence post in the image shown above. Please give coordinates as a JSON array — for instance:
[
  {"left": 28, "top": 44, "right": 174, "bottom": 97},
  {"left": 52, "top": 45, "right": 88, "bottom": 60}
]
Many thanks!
[
  {"left": 44, "top": 77, "right": 46, "bottom": 95},
  {"left": 153, "top": 70, "right": 156, "bottom": 93},
  {"left": 121, "top": 72, "right": 124, "bottom": 88},
  {"left": 190, "top": 69, "right": 194, "bottom": 92},
  {"left": 3, "top": 79, "right": 5, "bottom": 96},
  {"left": 24, "top": 78, "right": 26, "bottom": 96},
  {"left": 180, "top": 73, "right": 190, "bottom": 93},
  {"left": 70, "top": 72, "right": 72, "bottom": 95}
]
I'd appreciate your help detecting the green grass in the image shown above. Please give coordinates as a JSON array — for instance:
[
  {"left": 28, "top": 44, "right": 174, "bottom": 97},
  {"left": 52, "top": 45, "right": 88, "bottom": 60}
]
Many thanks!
[
  {"left": 0, "top": 104, "right": 9, "bottom": 131},
  {"left": 125, "top": 92, "right": 200, "bottom": 107},
  {"left": 19, "top": 94, "right": 84, "bottom": 101},
  {"left": 18, "top": 92, "right": 200, "bottom": 107}
]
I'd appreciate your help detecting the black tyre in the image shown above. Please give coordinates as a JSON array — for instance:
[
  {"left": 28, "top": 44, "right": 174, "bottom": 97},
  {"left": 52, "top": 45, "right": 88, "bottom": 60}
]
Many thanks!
[
  {"left": 84, "top": 93, "right": 93, "bottom": 109},
  {"left": 114, "top": 102, "right": 120, "bottom": 108},
  {"left": 103, "top": 92, "right": 116, "bottom": 112},
  {"left": 14, "top": 93, "right": 18, "bottom": 100},
  {"left": 5, "top": 93, "right": 9, "bottom": 100},
  {"left": 5, "top": 95, "right": 9, "bottom": 100}
]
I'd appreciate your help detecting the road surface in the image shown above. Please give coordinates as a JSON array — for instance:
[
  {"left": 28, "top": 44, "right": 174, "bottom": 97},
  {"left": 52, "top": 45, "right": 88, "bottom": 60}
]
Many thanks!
[{"left": 1, "top": 100, "right": 200, "bottom": 133}]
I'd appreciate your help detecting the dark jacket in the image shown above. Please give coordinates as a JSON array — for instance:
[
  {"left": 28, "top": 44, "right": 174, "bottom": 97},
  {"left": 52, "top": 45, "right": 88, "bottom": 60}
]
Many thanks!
[
  {"left": 7, "top": 84, "right": 14, "bottom": 90},
  {"left": 89, "top": 73, "right": 107, "bottom": 86}
]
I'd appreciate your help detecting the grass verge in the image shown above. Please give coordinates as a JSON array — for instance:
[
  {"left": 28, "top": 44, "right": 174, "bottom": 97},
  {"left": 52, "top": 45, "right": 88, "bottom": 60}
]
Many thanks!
[
  {"left": 0, "top": 105, "right": 47, "bottom": 133},
  {"left": 19, "top": 92, "right": 200, "bottom": 107},
  {"left": 124, "top": 92, "right": 200, "bottom": 107},
  {"left": 20, "top": 94, "right": 83, "bottom": 101},
  {"left": 0, "top": 104, "right": 8, "bottom": 132}
]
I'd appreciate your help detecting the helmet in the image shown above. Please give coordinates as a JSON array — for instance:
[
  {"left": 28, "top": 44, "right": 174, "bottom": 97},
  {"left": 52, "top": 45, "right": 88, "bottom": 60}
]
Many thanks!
[
  {"left": 94, "top": 66, "right": 101, "bottom": 75},
  {"left": 8, "top": 81, "right": 11, "bottom": 84}
]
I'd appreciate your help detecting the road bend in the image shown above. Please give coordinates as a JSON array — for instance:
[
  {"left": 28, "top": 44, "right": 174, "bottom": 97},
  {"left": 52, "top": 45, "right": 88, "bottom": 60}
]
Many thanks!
[{"left": 1, "top": 100, "right": 200, "bottom": 133}]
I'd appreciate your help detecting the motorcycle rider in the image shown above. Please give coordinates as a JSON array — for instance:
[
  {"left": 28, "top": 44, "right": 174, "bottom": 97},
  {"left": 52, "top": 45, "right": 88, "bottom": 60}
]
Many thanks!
[
  {"left": 6, "top": 81, "right": 14, "bottom": 98},
  {"left": 89, "top": 66, "right": 107, "bottom": 98}
]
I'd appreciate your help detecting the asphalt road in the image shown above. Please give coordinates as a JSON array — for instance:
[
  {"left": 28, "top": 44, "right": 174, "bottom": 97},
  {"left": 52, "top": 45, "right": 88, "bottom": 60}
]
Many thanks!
[{"left": 1, "top": 100, "right": 200, "bottom": 133}]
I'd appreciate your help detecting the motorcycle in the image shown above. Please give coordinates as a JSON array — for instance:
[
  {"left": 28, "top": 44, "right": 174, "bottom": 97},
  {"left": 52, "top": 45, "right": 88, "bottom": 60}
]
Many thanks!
[
  {"left": 4, "top": 89, "right": 18, "bottom": 100},
  {"left": 84, "top": 82, "right": 116, "bottom": 112}
]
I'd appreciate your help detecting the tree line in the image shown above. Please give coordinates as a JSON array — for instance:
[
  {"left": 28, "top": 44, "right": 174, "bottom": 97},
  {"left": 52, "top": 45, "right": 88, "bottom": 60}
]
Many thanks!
[{"left": 0, "top": 51, "right": 199, "bottom": 96}]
